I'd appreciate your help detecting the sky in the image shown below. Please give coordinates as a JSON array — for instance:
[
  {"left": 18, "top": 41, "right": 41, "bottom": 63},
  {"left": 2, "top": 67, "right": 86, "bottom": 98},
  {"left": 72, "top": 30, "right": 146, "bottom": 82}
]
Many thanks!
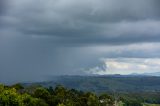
[{"left": 1, "top": 0, "right": 160, "bottom": 83}]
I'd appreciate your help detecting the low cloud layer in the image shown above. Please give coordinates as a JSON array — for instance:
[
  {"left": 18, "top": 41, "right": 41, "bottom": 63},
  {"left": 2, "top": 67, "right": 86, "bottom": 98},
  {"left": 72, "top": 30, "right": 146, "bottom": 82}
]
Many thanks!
[
  {"left": 0, "top": 0, "right": 160, "bottom": 83},
  {"left": 88, "top": 58, "right": 160, "bottom": 75}
]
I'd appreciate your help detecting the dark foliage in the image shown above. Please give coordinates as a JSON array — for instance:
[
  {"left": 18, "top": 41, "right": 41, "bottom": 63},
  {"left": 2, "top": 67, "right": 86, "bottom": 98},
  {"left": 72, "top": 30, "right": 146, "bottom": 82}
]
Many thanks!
[{"left": 1, "top": 80, "right": 160, "bottom": 106}]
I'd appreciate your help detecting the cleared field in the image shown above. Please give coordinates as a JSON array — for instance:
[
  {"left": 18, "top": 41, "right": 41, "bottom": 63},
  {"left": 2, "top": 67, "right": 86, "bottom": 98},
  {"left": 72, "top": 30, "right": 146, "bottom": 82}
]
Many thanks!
[{"left": 143, "top": 104, "right": 160, "bottom": 106}]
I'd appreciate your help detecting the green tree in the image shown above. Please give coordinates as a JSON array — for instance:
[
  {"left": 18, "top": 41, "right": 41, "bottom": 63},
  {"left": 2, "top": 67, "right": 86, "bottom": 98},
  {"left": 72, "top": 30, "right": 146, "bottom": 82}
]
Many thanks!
[
  {"left": 0, "top": 88, "right": 23, "bottom": 106},
  {"left": 54, "top": 85, "right": 68, "bottom": 104},
  {"left": 0, "top": 84, "right": 4, "bottom": 93},
  {"left": 10, "top": 83, "right": 24, "bottom": 90},
  {"left": 33, "top": 87, "right": 50, "bottom": 99},
  {"left": 123, "top": 99, "right": 142, "bottom": 106},
  {"left": 85, "top": 92, "right": 100, "bottom": 106},
  {"left": 99, "top": 94, "right": 114, "bottom": 106}
]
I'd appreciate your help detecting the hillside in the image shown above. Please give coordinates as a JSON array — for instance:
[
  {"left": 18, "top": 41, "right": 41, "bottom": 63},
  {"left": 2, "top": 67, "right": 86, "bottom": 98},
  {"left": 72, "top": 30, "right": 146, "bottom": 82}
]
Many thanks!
[{"left": 23, "top": 75, "right": 160, "bottom": 93}]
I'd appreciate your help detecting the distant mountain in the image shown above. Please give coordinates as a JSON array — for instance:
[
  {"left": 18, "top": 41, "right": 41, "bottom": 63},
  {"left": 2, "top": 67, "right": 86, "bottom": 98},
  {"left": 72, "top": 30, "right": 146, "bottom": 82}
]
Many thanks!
[
  {"left": 130, "top": 72, "right": 160, "bottom": 76},
  {"left": 143, "top": 72, "right": 160, "bottom": 76},
  {"left": 23, "top": 75, "right": 160, "bottom": 93}
]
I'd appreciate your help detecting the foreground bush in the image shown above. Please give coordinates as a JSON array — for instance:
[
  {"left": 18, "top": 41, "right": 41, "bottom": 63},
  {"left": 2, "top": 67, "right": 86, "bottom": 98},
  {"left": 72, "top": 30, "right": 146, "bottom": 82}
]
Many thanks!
[{"left": 0, "top": 83, "right": 146, "bottom": 106}]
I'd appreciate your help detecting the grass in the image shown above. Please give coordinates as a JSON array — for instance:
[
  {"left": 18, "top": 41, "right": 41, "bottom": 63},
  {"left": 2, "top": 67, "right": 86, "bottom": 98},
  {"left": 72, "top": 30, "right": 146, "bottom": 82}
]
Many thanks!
[{"left": 143, "top": 104, "right": 160, "bottom": 106}]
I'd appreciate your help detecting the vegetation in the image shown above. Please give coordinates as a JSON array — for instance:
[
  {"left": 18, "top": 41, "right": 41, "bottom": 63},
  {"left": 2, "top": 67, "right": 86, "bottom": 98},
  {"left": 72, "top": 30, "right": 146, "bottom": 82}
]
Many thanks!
[
  {"left": 0, "top": 83, "right": 134, "bottom": 106},
  {"left": 0, "top": 83, "right": 160, "bottom": 106},
  {"left": 27, "top": 75, "right": 160, "bottom": 93}
]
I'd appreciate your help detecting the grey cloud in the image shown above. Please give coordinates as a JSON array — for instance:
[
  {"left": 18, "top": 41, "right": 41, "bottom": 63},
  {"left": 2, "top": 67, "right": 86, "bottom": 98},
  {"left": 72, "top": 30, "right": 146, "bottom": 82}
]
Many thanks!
[
  {"left": 0, "top": 0, "right": 7, "bottom": 15},
  {"left": 87, "top": 58, "right": 160, "bottom": 75},
  {"left": 1, "top": 0, "right": 160, "bottom": 46},
  {"left": 1, "top": 0, "right": 160, "bottom": 83}
]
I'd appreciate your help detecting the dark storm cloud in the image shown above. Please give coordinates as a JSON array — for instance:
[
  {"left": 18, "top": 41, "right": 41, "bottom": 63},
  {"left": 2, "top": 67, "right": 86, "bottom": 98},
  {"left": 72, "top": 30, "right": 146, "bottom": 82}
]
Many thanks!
[
  {"left": 1, "top": 0, "right": 160, "bottom": 83},
  {"left": 1, "top": 0, "right": 160, "bottom": 46},
  {"left": 0, "top": 0, "right": 6, "bottom": 15}
]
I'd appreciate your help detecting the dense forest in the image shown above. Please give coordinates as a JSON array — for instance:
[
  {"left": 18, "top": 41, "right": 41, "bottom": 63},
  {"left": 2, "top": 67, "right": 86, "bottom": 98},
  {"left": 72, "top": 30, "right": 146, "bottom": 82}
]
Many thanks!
[
  {"left": 0, "top": 83, "right": 160, "bottom": 106},
  {"left": 24, "top": 75, "right": 160, "bottom": 93}
]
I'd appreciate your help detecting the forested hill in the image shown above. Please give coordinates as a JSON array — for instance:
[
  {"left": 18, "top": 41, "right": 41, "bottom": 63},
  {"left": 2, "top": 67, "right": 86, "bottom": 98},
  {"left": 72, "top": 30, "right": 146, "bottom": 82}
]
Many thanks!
[
  {"left": 23, "top": 75, "right": 160, "bottom": 93},
  {"left": 0, "top": 83, "right": 149, "bottom": 106},
  {"left": 1, "top": 75, "right": 160, "bottom": 106}
]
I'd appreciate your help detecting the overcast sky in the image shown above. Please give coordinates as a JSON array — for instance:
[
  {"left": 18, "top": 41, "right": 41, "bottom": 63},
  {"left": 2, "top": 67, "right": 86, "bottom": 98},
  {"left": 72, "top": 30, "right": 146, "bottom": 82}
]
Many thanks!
[{"left": 1, "top": 0, "right": 160, "bottom": 83}]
